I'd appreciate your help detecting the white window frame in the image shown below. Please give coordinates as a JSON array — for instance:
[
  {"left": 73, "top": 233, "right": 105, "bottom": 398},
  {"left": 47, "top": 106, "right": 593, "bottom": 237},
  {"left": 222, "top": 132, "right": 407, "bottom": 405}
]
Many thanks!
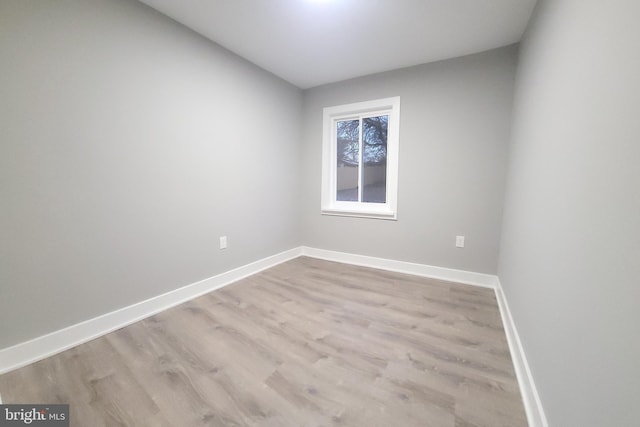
[{"left": 321, "top": 96, "right": 400, "bottom": 220}]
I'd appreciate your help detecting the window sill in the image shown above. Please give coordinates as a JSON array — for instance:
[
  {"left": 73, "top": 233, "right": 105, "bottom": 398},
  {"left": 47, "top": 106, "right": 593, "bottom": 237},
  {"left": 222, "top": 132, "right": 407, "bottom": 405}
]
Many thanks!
[{"left": 321, "top": 207, "right": 397, "bottom": 221}]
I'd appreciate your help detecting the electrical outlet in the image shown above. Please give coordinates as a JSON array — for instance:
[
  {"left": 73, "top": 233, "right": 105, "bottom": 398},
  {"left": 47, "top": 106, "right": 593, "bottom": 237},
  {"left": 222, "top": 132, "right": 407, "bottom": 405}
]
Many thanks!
[
  {"left": 219, "top": 236, "right": 227, "bottom": 250},
  {"left": 456, "top": 236, "right": 465, "bottom": 248}
]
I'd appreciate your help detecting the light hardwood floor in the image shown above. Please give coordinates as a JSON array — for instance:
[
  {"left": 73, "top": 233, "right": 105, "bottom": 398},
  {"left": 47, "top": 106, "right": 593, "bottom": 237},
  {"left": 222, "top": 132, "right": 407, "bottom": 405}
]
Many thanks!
[{"left": 0, "top": 257, "right": 527, "bottom": 426}]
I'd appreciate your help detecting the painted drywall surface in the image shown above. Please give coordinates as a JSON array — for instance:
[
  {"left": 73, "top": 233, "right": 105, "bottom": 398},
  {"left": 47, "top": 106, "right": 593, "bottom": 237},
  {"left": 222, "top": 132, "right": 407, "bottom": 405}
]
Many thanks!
[
  {"left": 300, "top": 47, "right": 517, "bottom": 274},
  {"left": 498, "top": 0, "right": 640, "bottom": 425},
  {"left": 0, "top": 0, "right": 302, "bottom": 349}
]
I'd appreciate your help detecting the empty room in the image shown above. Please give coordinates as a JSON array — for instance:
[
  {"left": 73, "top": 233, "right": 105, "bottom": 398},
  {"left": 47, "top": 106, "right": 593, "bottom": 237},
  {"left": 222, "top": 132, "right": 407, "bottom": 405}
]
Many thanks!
[{"left": 0, "top": 0, "right": 638, "bottom": 426}]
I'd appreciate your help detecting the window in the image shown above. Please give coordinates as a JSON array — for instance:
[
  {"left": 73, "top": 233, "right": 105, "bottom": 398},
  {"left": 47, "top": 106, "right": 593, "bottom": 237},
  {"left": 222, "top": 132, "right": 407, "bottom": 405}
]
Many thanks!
[{"left": 321, "top": 97, "right": 400, "bottom": 219}]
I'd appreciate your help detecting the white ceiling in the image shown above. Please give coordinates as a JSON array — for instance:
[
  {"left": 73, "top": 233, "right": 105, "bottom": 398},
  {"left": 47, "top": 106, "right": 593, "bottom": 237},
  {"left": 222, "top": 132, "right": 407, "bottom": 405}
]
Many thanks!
[{"left": 138, "top": 0, "right": 537, "bottom": 89}]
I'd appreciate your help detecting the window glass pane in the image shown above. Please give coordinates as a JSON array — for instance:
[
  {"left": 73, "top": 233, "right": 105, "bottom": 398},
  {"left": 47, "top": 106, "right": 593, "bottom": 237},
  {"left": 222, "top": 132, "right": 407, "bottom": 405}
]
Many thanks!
[
  {"left": 362, "top": 115, "right": 388, "bottom": 203},
  {"left": 336, "top": 119, "right": 359, "bottom": 201}
]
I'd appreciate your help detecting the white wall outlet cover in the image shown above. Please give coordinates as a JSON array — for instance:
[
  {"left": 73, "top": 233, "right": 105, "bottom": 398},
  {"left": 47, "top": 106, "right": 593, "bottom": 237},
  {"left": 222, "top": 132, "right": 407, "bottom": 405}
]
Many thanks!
[{"left": 456, "top": 236, "right": 465, "bottom": 248}]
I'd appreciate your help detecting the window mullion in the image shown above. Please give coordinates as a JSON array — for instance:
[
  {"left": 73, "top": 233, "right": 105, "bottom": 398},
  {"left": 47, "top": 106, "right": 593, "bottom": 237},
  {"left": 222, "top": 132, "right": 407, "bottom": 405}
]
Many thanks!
[
  {"left": 358, "top": 116, "right": 363, "bottom": 203},
  {"left": 333, "top": 119, "right": 338, "bottom": 203}
]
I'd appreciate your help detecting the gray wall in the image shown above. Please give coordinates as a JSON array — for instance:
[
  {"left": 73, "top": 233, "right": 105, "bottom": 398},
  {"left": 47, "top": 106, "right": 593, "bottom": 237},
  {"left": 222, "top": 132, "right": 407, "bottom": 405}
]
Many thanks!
[
  {"left": 498, "top": 0, "right": 640, "bottom": 425},
  {"left": 300, "top": 47, "right": 517, "bottom": 274},
  {"left": 0, "top": 0, "right": 302, "bottom": 349}
]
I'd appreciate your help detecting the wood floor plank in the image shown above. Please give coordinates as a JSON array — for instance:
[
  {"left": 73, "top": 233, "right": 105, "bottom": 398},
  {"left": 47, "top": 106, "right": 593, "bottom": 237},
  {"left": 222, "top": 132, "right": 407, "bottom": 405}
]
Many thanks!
[{"left": 0, "top": 257, "right": 527, "bottom": 426}]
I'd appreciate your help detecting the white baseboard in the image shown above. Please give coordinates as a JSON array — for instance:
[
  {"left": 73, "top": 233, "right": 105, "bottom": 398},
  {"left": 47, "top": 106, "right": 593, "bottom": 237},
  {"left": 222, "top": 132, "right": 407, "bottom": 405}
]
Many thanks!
[
  {"left": 494, "top": 279, "right": 548, "bottom": 427},
  {"left": 301, "top": 246, "right": 499, "bottom": 289},
  {"left": 0, "top": 247, "right": 302, "bottom": 375}
]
